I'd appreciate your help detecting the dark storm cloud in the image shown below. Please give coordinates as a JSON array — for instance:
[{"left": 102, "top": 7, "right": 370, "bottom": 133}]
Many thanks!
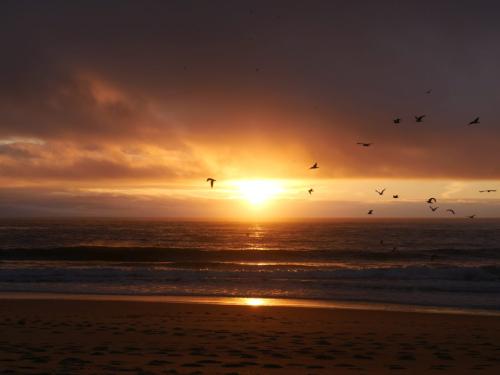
[{"left": 0, "top": 0, "right": 500, "bottom": 180}]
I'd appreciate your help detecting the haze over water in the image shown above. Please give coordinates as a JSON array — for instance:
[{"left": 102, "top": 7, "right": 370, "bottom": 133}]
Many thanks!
[{"left": 1, "top": 218, "right": 499, "bottom": 311}]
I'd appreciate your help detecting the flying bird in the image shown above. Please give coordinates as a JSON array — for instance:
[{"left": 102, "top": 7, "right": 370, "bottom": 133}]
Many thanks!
[
  {"left": 393, "top": 195, "right": 399, "bottom": 199},
  {"left": 375, "top": 188, "right": 386, "bottom": 196},
  {"left": 446, "top": 209, "right": 456, "bottom": 215},
  {"left": 467, "top": 214, "right": 476, "bottom": 219},
  {"left": 367, "top": 209, "right": 374, "bottom": 215},
  {"left": 309, "top": 162, "right": 319, "bottom": 169},
  {"left": 429, "top": 206, "right": 439, "bottom": 212},
  {"left": 308, "top": 188, "right": 314, "bottom": 195},
  {"left": 426, "top": 197, "right": 437, "bottom": 204},
  {"left": 468, "top": 117, "right": 480, "bottom": 125},
  {"left": 393, "top": 118, "right": 401, "bottom": 124},
  {"left": 357, "top": 142, "right": 372, "bottom": 147},
  {"left": 415, "top": 115, "right": 426, "bottom": 123},
  {"left": 206, "top": 178, "right": 216, "bottom": 188},
  {"left": 479, "top": 189, "right": 496, "bottom": 193}
]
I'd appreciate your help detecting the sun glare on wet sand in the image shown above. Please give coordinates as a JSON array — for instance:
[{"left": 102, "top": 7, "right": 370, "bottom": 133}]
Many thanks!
[{"left": 242, "top": 298, "right": 266, "bottom": 307}]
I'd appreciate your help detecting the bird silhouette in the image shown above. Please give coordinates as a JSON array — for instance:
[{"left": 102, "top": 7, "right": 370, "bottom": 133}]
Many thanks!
[
  {"left": 393, "top": 118, "right": 401, "bottom": 124},
  {"left": 375, "top": 188, "right": 386, "bottom": 196},
  {"left": 415, "top": 115, "right": 426, "bottom": 123},
  {"left": 479, "top": 189, "right": 496, "bottom": 193},
  {"left": 393, "top": 194, "right": 399, "bottom": 199},
  {"left": 446, "top": 209, "right": 456, "bottom": 215},
  {"left": 357, "top": 142, "right": 372, "bottom": 147},
  {"left": 468, "top": 117, "right": 480, "bottom": 125},
  {"left": 308, "top": 188, "right": 314, "bottom": 195},
  {"left": 467, "top": 214, "right": 476, "bottom": 219},
  {"left": 367, "top": 209, "right": 374, "bottom": 215},
  {"left": 206, "top": 178, "right": 216, "bottom": 188},
  {"left": 426, "top": 197, "right": 437, "bottom": 204},
  {"left": 309, "top": 162, "right": 318, "bottom": 169},
  {"left": 429, "top": 206, "right": 439, "bottom": 212},
  {"left": 426, "top": 89, "right": 432, "bottom": 94}
]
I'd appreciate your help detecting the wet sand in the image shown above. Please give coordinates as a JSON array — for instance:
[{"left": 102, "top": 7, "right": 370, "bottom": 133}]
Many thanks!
[{"left": 1, "top": 297, "right": 499, "bottom": 374}]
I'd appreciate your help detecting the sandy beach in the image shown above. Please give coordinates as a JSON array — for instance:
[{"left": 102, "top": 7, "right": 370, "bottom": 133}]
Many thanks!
[{"left": 1, "top": 296, "right": 499, "bottom": 374}]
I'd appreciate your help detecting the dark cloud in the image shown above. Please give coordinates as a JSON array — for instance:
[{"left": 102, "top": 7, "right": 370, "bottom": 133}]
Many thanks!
[{"left": 0, "top": 0, "right": 499, "bottom": 183}]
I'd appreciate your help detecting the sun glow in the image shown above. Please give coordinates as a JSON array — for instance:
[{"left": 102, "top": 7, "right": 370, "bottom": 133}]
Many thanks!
[{"left": 235, "top": 180, "right": 284, "bottom": 206}]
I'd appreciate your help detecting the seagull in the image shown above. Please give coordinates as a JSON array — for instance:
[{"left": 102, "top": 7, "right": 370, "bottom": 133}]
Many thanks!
[
  {"left": 446, "top": 209, "right": 456, "bottom": 215},
  {"left": 479, "top": 189, "right": 496, "bottom": 193},
  {"left": 357, "top": 142, "right": 372, "bottom": 147},
  {"left": 393, "top": 195, "right": 399, "bottom": 199},
  {"left": 393, "top": 118, "right": 401, "bottom": 124},
  {"left": 308, "top": 188, "right": 314, "bottom": 195},
  {"left": 309, "top": 162, "right": 318, "bottom": 169},
  {"left": 429, "top": 206, "right": 439, "bottom": 212},
  {"left": 375, "top": 188, "right": 386, "bottom": 196},
  {"left": 426, "top": 197, "right": 437, "bottom": 204},
  {"left": 467, "top": 214, "right": 476, "bottom": 219},
  {"left": 367, "top": 209, "right": 374, "bottom": 215},
  {"left": 206, "top": 178, "right": 216, "bottom": 188},
  {"left": 415, "top": 115, "right": 426, "bottom": 123},
  {"left": 468, "top": 117, "right": 480, "bottom": 125}
]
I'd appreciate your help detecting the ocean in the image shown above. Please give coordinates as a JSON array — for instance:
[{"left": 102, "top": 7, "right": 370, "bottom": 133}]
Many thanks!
[{"left": 0, "top": 218, "right": 499, "bottom": 311}]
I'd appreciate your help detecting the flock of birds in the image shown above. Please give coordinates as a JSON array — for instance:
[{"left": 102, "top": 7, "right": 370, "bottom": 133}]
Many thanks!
[
  {"left": 308, "top": 163, "right": 493, "bottom": 218},
  {"left": 204, "top": 89, "right": 495, "bottom": 219}
]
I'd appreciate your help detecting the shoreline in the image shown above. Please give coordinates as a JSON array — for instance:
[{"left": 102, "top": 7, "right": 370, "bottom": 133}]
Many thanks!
[
  {"left": 1, "top": 297, "right": 499, "bottom": 374},
  {"left": 1, "top": 291, "right": 499, "bottom": 317}
]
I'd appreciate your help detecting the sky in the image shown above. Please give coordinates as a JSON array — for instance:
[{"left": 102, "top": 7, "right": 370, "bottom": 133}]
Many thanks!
[{"left": 0, "top": 0, "right": 499, "bottom": 218}]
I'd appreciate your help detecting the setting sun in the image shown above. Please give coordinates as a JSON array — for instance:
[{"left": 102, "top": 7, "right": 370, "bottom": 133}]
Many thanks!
[{"left": 234, "top": 180, "right": 284, "bottom": 206}]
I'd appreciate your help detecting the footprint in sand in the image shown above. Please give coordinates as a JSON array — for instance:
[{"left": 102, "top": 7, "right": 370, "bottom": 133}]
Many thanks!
[{"left": 261, "top": 363, "right": 283, "bottom": 368}]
